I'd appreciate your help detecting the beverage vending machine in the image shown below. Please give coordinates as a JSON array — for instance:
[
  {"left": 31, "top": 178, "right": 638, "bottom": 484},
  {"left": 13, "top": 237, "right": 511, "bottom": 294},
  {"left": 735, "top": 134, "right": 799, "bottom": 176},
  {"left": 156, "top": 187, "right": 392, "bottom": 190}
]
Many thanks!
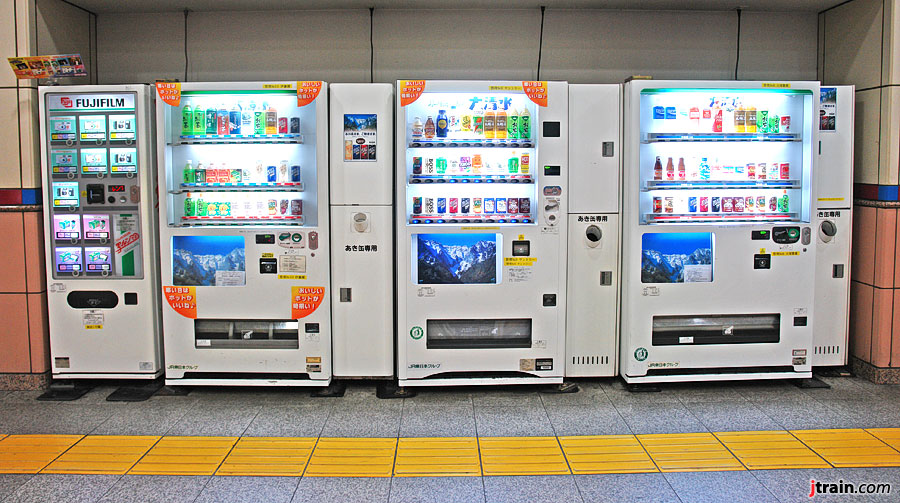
[
  {"left": 395, "top": 80, "right": 569, "bottom": 387},
  {"left": 620, "top": 80, "right": 819, "bottom": 383},
  {"left": 156, "top": 81, "right": 332, "bottom": 386},
  {"left": 812, "top": 85, "right": 854, "bottom": 367},
  {"left": 39, "top": 84, "right": 163, "bottom": 379}
]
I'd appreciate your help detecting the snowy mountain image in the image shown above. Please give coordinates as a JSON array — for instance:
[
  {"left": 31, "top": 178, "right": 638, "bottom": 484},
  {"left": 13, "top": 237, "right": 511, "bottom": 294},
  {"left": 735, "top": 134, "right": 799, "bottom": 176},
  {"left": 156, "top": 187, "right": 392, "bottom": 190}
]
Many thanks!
[
  {"left": 172, "top": 236, "right": 245, "bottom": 286},
  {"left": 641, "top": 233, "right": 713, "bottom": 284},
  {"left": 417, "top": 233, "right": 497, "bottom": 284}
]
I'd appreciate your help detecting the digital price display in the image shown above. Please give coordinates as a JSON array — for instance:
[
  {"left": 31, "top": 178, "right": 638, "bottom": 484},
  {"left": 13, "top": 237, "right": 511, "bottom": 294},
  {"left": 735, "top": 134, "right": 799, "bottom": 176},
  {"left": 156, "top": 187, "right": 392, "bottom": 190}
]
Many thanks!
[{"left": 108, "top": 185, "right": 125, "bottom": 193}]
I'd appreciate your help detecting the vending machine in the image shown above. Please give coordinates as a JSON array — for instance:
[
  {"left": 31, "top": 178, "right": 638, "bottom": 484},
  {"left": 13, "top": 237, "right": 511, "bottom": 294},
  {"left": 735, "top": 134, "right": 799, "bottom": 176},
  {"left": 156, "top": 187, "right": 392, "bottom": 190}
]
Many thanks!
[
  {"left": 565, "top": 84, "right": 622, "bottom": 377},
  {"left": 812, "top": 85, "right": 854, "bottom": 366},
  {"left": 620, "top": 80, "right": 819, "bottom": 383},
  {"left": 329, "top": 83, "right": 394, "bottom": 378},
  {"left": 39, "top": 84, "right": 162, "bottom": 379},
  {"left": 156, "top": 81, "right": 332, "bottom": 386},
  {"left": 395, "top": 80, "right": 569, "bottom": 387}
]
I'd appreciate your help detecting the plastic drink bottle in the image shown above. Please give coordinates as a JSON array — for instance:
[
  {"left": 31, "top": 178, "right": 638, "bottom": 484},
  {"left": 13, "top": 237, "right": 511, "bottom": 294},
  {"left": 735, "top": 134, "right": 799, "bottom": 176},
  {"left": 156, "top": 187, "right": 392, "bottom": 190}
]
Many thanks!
[
  {"left": 735, "top": 106, "right": 746, "bottom": 133},
  {"left": 192, "top": 106, "right": 205, "bottom": 134},
  {"left": 254, "top": 104, "right": 265, "bottom": 135},
  {"left": 229, "top": 104, "right": 242, "bottom": 135},
  {"left": 183, "top": 160, "right": 194, "bottom": 184},
  {"left": 677, "top": 157, "right": 686, "bottom": 180},
  {"left": 265, "top": 103, "right": 277, "bottom": 135},
  {"left": 205, "top": 107, "right": 217, "bottom": 134},
  {"left": 195, "top": 163, "right": 206, "bottom": 183},
  {"left": 484, "top": 105, "right": 496, "bottom": 139},
  {"left": 747, "top": 106, "right": 757, "bottom": 132},
  {"left": 424, "top": 116, "right": 435, "bottom": 139},
  {"left": 473, "top": 108, "right": 483, "bottom": 136},
  {"left": 436, "top": 110, "right": 448, "bottom": 138},
  {"left": 666, "top": 157, "right": 675, "bottom": 180},
  {"left": 507, "top": 108, "right": 519, "bottom": 139},
  {"left": 411, "top": 117, "right": 424, "bottom": 139},
  {"left": 181, "top": 104, "right": 192, "bottom": 135},
  {"left": 496, "top": 108, "right": 507, "bottom": 139},
  {"left": 241, "top": 102, "right": 254, "bottom": 135},
  {"left": 713, "top": 109, "right": 723, "bottom": 133},
  {"left": 653, "top": 156, "right": 662, "bottom": 180},
  {"left": 216, "top": 104, "right": 229, "bottom": 135},
  {"left": 519, "top": 107, "right": 531, "bottom": 139}
]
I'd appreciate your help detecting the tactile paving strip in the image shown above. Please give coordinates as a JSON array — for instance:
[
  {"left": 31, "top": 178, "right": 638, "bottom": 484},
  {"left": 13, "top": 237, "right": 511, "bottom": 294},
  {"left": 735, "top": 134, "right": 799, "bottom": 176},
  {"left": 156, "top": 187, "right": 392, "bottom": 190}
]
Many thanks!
[
  {"left": 128, "top": 436, "right": 238, "bottom": 475},
  {"left": 42, "top": 435, "right": 160, "bottom": 474},
  {"left": 865, "top": 428, "right": 900, "bottom": 451},
  {"left": 479, "top": 437, "right": 571, "bottom": 476},
  {"left": 791, "top": 429, "right": 900, "bottom": 467},
  {"left": 559, "top": 435, "right": 657, "bottom": 474},
  {"left": 637, "top": 433, "right": 744, "bottom": 472},
  {"left": 394, "top": 437, "right": 481, "bottom": 477},
  {"left": 216, "top": 437, "right": 316, "bottom": 476},
  {"left": 0, "top": 434, "right": 84, "bottom": 474},
  {"left": 304, "top": 438, "right": 397, "bottom": 477},
  {"left": 714, "top": 430, "right": 830, "bottom": 470}
]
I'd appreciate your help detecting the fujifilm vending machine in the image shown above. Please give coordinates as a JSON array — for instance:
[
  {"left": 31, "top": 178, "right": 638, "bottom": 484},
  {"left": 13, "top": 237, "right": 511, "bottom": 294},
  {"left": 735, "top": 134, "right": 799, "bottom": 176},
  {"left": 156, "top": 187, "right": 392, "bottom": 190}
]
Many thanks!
[
  {"left": 565, "top": 84, "right": 622, "bottom": 377},
  {"left": 396, "top": 80, "right": 569, "bottom": 387},
  {"left": 620, "top": 80, "right": 818, "bottom": 383},
  {"left": 812, "top": 85, "right": 854, "bottom": 366},
  {"left": 39, "top": 85, "right": 162, "bottom": 379},
  {"left": 329, "top": 83, "right": 394, "bottom": 378},
  {"left": 156, "top": 81, "right": 332, "bottom": 386}
]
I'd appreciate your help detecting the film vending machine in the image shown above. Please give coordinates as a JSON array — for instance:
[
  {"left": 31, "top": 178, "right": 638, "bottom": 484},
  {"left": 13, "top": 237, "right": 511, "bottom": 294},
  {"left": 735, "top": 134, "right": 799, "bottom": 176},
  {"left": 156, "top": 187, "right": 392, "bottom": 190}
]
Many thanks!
[
  {"left": 395, "top": 80, "right": 569, "bottom": 387},
  {"left": 40, "top": 85, "right": 163, "bottom": 379},
  {"left": 812, "top": 85, "right": 854, "bottom": 366},
  {"left": 156, "top": 81, "right": 332, "bottom": 386},
  {"left": 565, "top": 84, "right": 622, "bottom": 377},
  {"left": 329, "top": 84, "right": 395, "bottom": 378},
  {"left": 620, "top": 80, "right": 819, "bottom": 383}
]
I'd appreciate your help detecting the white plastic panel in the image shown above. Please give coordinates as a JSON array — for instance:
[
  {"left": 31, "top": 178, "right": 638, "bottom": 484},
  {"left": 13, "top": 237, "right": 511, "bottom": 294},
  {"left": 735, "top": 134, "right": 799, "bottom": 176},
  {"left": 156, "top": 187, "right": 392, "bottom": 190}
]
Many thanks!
[{"left": 568, "top": 84, "right": 621, "bottom": 214}]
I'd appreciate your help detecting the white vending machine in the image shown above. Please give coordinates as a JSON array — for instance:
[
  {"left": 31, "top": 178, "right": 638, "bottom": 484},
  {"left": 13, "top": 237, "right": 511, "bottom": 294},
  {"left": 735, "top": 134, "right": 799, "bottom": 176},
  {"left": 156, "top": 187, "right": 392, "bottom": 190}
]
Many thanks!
[
  {"left": 156, "top": 81, "right": 332, "bottom": 387},
  {"left": 620, "top": 80, "right": 819, "bottom": 383},
  {"left": 812, "top": 85, "right": 854, "bottom": 366},
  {"left": 39, "top": 84, "right": 163, "bottom": 380},
  {"left": 565, "top": 84, "right": 622, "bottom": 377},
  {"left": 395, "top": 80, "right": 569, "bottom": 387},
  {"left": 329, "top": 83, "right": 394, "bottom": 378}
]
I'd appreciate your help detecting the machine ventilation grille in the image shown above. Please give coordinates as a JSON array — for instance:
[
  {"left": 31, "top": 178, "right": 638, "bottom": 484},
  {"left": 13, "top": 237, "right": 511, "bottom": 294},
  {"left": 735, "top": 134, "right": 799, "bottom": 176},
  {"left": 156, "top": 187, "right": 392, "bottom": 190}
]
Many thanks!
[
  {"left": 814, "top": 345, "right": 841, "bottom": 355},
  {"left": 572, "top": 355, "right": 609, "bottom": 366}
]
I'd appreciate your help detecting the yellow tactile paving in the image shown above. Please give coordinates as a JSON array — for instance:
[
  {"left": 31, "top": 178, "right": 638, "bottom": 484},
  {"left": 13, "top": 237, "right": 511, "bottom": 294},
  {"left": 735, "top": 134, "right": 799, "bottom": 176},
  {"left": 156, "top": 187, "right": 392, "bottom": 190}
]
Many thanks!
[
  {"left": 559, "top": 435, "right": 657, "bottom": 474},
  {"left": 394, "top": 437, "right": 481, "bottom": 477},
  {"left": 865, "top": 428, "right": 900, "bottom": 451},
  {"left": 128, "top": 436, "right": 238, "bottom": 475},
  {"left": 714, "top": 431, "right": 831, "bottom": 470},
  {"left": 304, "top": 438, "right": 397, "bottom": 477},
  {"left": 216, "top": 437, "right": 316, "bottom": 476},
  {"left": 791, "top": 429, "right": 900, "bottom": 467},
  {"left": 0, "top": 434, "right": 84, "bottom": 473},
  {"left": 479, "top": 437, "right": 571, "bottom": 476},
  {"left": 637, "top": 433, "right": 744, "bottom": 472},
  {"left": 42, "top": 435, "right": 160, "bottom": 474}
]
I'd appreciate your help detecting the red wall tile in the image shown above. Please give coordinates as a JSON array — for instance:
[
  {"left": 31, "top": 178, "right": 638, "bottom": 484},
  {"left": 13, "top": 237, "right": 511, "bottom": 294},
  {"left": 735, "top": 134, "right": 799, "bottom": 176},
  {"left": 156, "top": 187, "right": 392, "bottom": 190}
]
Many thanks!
[
  {"left": 873, "top": 208, "right": 898, "bottom": 288},
  {"left": 871, "top": 288, "right": 894, "bottom": 366},
  {"left": 849, "top": 281, "right": 874, "bottom": 363},
  {"left": 852, "top": 205, "right": 877, "bottom": 285},
  {"left": 22, "top": 212, "right": 45, "bottom": 293},
  {"left": 0, "top": 213, "right": 26, "bottom": 293},
  {"left": 27, "top": 292, "right": 48, "bottom": 373},
  {"left": 0, "top": 293, "right": 31, "bottom": 373}
]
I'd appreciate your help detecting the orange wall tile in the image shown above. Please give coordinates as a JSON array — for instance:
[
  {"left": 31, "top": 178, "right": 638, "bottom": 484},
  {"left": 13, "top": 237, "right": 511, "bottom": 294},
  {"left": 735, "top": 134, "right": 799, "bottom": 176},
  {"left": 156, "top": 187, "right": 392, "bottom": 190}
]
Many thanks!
[
  {"left": 22, "top": 211, "right": 45, "bottom": 293},
  {"left": 871, "top": 288, "right": 894, "bottom": 366},
  {"left": 850, "top": 281, "right": 874, "bottom": 363},
  {"left": 0, "top": 212, "right": 26, "bottom": 293},
  {"left": 0, "top": 293, "right": 31, "bottom": 373},
  {"left": 873, "top": 208, "right": 897, "bottom": 288},
  {"left": 26, "top": 292, "right": 48, "bottom": 373},
  {"left": 852, "top": 205, "right": 877, "bottom": 285}
]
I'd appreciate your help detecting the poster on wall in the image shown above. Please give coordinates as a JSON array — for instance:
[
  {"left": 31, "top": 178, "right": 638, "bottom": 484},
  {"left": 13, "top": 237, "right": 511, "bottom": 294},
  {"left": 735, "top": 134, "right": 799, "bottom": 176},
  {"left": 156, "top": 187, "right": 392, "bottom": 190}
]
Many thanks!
[
  {"left": 7, "top": 54, "right": 86, "bottom": 79},
  {"left": 820, "top": 87, "right": 837, "bottom": 132},
  {"left": 173, "top": 235, "right": 246, "bottom": 287},
  {"left": 343, "top": 114, "right": 377, "bottom": 161},
  {"left": 641, "top": 232, "right": 713, "bottom": 284}
]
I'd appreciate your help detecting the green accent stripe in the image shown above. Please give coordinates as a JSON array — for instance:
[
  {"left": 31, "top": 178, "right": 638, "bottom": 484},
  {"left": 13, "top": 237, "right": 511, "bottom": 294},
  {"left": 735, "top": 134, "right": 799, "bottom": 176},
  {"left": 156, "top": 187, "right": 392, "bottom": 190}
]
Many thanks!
[
  {"left": 641, "top": 88, "right": 813, "bottom": 95},
  {"left": 122, "top": 250, "right": 135, "bottom": 276}
]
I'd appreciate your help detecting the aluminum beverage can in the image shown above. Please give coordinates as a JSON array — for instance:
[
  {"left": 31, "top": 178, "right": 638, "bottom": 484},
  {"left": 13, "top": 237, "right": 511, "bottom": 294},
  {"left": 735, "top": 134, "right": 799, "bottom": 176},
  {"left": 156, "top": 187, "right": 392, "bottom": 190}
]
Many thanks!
[
  {"left": 278, "top": 117, "right": 288, "bottom": 134},
  {"left": 496, "top": 198, "right": 507, "bottom": 213},
  {"left": 230, "top": 169, "right": 242, "bottom": 183},
  {"left": 461, "top": 198, "right": 470, "bottom": 213},
  {"left": 769, "top": 196, "right": 778, "bottom": 211},
  {"left": 699, "top": 197, "right": 708, "bottom": 212},
  {"left": 781, "top": 115, "right": 791, "bottom": 133},
  {"left": 459, "top": 156, "right": 471, "bottom": 171},
  {"left": 653, "top": 197, "right": 662, "bottom": 213},
  {"left": 290, "top": 199, "right": 302, "bottom": 216},
  {"left": 508, "top": 157, "right": 519, "bottom": 174},
  {"left": 195, "top": 168, "right": 206, "bottom": 183},
  {"left": 353, "top": 144, "right": 360, "bottom": 160},
  {"left": 425, "top": 197, "right": 434, "bottom": 214},
  {"left": 780, "top": 163, "right": 790, "bottom": 179},
  {"left": 219, "top": 202, "right": 231, "bottom": 216},
  {"left": 206, "top": 202, "right": 218, "bottom": 216},
  {"left": 413, "top": 197, "right": 422, "bottom": 214},
  {"left": 289, "top": 117, "right": 300, "bottom": 134},
  {"left": 425, "top": 158, "right": 435, "bottom": 174},
  {"left": 747, "top": 163, "right": 755, "bottom": 179},
  {"left": 520, "top": 153, "right": 530, "bottom": 174},
  {"left": 437, "top": 198, "right": 446, "bottom": 214},
  {"left": 519, "top": 198, "right": 530, "bottom": 214},
  {"left": 483, "top": 198, "right": 495, "bottom": 213},
  {"left": 436, "top": 157, "right": 447, "bottom": 174},
  {"left": 758, "top": 110, "right": 769, "bottom": 133},
  {"left": 291, "top": 165, "right": 301, "bottom": 182},
  {"left": 412, "top": 157, "right": 423, "bottom": 174},
  {"left": 757, "top": 162, "right": 766, "bottom": 179},
  {"left": 757, "top": 196, "right": 766, "bottom": 211},
  {"left": 507, "top": 197, "right": 518, "bottom": 213},
  {"left": 184, "top": 198, "right": 196, "bottom": 216},
  {"left": 267, "top": 165, "right": 277, "bottom": 183},
  {"left": 268, "top": 199, "right": 278, "bottom": 215},
  {"left": 688, "top": 197, "right": 697, "bottom": 213},
  {"left": 280, "top": 199, "right": 289, "bottom": 215},
  {"left": 734, "top": 196, "right": 745, "bottom": 212},
  {"left": 768, "top": 114, "right": 779, "bottom": 133},
  {"left": 723, "top": 197, "right": 733, "bottom": 212},
  {"left": 196, "top": 198, "right": 206, "bottom": 216},
  {"left": 664, "top": 197, "right": 674, "bottom": 213},
  {"left": 449, "top": 198, "right": 458, "bottom": 213},
  {"left": 473, "top": 198, "right": 482, "bottom": 213},
  {"left": 360, "top": 145, "right": 368, "bottom": 160},
  {"left": 745, "top": 196, "right": 754, "bottom": 211},
  {"left": 781, "top": 193, "right": 790, "bottom": 212},
  {"left": 711, "top": 196, "right": 721, "bottom": 212}
]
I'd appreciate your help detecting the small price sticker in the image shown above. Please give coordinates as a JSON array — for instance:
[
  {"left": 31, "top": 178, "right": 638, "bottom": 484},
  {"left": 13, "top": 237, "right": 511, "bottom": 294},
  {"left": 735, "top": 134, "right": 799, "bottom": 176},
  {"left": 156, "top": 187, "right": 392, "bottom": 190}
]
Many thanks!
[
  {"left": 291, "top": 286, "right": 325, "bottom": 319},
  {"left": 762, "top": 82, "right": 791, "bottom": 89},
  {"left": 155, "top": 82, "right": 181, "bottom": 106},
  {"left": 263, "top": 83, "right": 294, "bottom": 89},
  {"left": 164, "top": 285, "right": 197, "bottom": 319},
  {"left": 296, "top": 81, "right": 323, "bottom": 107},
  {"left": 400, "top": 80, "right": 426, "bottom": 107},
  {"left": 522, "top": 81, "right": 548, "bottom": 107},
  {"left": 504, "top": 257, "right": 538, "bottom": 266}
]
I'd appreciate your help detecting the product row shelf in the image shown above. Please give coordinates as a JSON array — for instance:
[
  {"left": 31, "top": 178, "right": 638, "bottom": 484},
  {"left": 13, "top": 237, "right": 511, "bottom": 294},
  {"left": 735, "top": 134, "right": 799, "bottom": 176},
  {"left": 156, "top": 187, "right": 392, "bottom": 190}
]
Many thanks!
[
  {"left": 409, "top": 215, "right": 533, "bottom": 225},
  {"left": 51, "top": 138, "right": 136, "bottom": 145},
  {"left": 174, "top": 182, "right": 304, "bottom": 193},
  {"left": 171, "top": 133, "right": 303, "bottom": 145},
  {"left": 408, "top": 139, "right": 534, "bottom": 149},
  {"left": 643, "top": 179, "right": 800, "bottom": 190},
  {"left": 180, "top": 215, "right": 304, "bottom": 226},
  {"left": 645, "top": 212, "right": 800, "bottom": 224},
  {"left": 408, "top": 174, "right": 534, "bottom": 184},
  {"left": 641, "top": 132, "right": 801, "bottom": 143}
]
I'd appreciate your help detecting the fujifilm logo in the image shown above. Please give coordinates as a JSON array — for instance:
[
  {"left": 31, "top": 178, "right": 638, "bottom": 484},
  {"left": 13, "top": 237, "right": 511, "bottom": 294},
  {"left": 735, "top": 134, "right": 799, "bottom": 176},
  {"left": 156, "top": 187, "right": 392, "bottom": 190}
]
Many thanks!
[{"left": 76, "top": 97, "right": 125, "bottom": 108}]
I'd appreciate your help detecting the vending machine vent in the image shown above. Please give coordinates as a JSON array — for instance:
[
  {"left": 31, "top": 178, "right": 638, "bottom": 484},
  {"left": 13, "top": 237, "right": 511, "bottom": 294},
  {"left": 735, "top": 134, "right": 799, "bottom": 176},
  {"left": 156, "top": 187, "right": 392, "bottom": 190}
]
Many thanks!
[
  {"left": 814, "top": 345, "right": 841, "bottom": 355},
  {"left": 572, "top": 355, "right": 609, "bottom": 366},
  {"left": 194, "top": 319, "right": 299, "bottom": 349},
  {"left": 652, "top": 314, "right": 780, "bottom": 346}
]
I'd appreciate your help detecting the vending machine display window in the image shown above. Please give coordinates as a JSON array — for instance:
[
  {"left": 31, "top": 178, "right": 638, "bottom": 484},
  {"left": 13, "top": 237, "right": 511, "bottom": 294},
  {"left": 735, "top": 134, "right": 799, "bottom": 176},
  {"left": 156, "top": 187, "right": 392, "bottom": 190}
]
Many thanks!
[
  {"left": 172, "top": 235, "right": 246, "bottom": 287},
  {"left": 412, "top": 233, "right": 501, "bottom": 285},
  {"left": 641, "top": 232, "right": 713, "bottom": 283}
]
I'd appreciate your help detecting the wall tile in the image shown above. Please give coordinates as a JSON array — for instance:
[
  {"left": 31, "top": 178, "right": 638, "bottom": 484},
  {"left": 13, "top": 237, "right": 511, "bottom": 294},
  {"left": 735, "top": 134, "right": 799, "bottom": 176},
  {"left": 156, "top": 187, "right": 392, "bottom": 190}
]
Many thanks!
[
  {"left": 850, "top": 281, "right": 875, "bottom": 363},
  {"left": 891, "top": 290, "right": 900, "bottom": 365},
  {"left": 852, "top": 204, "right": 877, "bottom": 285},
  {"left": 23, "top": 211, "right": 45, "bottom": 293},
  {"left": 0, "top": 293, "right": 31, "bottom": 373},
  {"left": 0, "top": 1, "right": 17, "bottom": 88},
  {"left": 26, "top": 292, "right": 48, "bottom": 372},
  {"left": 18, "top": 88, "right": 39, "bottom": 189},
  {"left": 0, "top": 88, "right": 22, "bottom": 189},
  {"left": 878, "top": 86, "right": 900, "bottom": 185},
  {"left": 871, "top": 287, "right": 894, "bottom": 367},
  {"left": 854, "top": 88, "right": 881, "bottom": 185},
  {"left": 873, "top": 208, "right": 897, "bottom": 287},
  {"left": 0, "top": 212, "right": 26, "bottom": 293},
  {"left": 823, "top": 0, "right": 883, "bottom": 89}
]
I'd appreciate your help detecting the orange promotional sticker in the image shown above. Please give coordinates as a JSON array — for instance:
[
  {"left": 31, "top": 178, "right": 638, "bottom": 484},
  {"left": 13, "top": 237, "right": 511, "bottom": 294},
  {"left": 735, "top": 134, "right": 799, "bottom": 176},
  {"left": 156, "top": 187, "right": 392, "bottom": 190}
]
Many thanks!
[
  {"left": 296, "top": 81, "right": 323, "bottom": 107},
  {"left": 291, "top": 286, "right": 325, "bottom": 319},
  {"left": 522, "top": 81, "right": 549, "bottom": 107},
  {"left": 400, "top": 80, "right": 426, "bottom": 107},
  {"left": 156, "top": 82, "right": 181, "bottom": 107},
  {"left": 164, "top": 286, "right": 196, "bottom": 319}
]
